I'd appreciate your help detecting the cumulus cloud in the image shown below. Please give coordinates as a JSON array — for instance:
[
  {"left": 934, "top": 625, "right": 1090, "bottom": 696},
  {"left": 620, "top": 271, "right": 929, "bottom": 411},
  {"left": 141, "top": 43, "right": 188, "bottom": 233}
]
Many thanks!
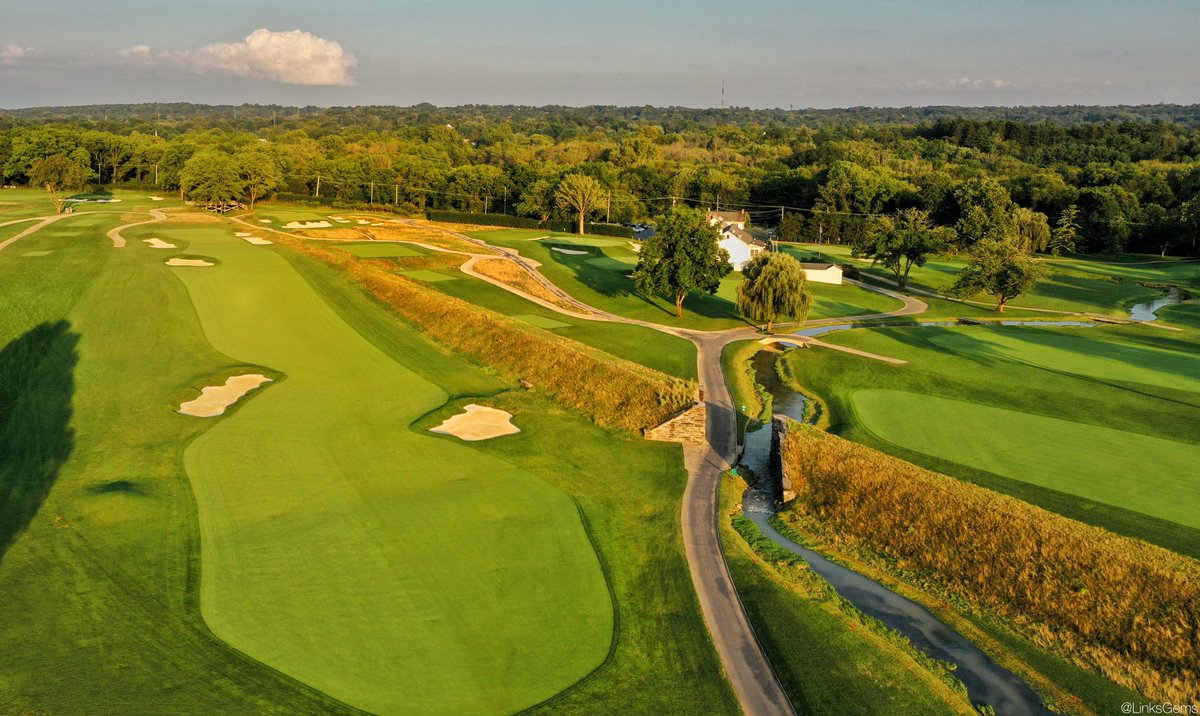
[
  {"left": 904, "top": 76, "right": 1011, "bottom": 91},
  {"left": 120, "top": 29, "right": 357, "bottom": 86},
  {"left": 0, "top": 44, "right": 34, "bottom": 64}
]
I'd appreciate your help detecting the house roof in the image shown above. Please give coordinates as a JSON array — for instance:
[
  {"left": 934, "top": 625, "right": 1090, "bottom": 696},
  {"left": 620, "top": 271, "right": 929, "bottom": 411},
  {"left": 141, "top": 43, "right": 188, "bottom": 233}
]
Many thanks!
[
  {"left": 707, "top": 209, "right": 749, "bottom": 225},
  {"left": 799, "top": 262, "right": 839, "bottom": 270},
  {"left": 721, "top": 225, "right": 767, "bottom": 248}
]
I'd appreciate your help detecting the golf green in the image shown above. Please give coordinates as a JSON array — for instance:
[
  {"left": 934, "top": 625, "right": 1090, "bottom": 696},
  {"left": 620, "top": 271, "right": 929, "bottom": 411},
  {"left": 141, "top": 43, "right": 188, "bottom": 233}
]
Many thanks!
[
  {"left": 851, "top": 389, "right": 1200, "bottom": 529},
  {"left": 170, "top": 229, "right": 612, "bottom": 714}
]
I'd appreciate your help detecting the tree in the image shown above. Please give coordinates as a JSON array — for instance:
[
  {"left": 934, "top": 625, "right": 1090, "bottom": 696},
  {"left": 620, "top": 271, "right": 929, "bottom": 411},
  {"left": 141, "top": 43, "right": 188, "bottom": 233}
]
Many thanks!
[
  {"left": 1047, "top": 205, "right": 1080, "bottom": 256},
  {"left": 1013, "top": 207, "right": 1051, "bottom": 253},
  {"left": 949, "top": 239, "right": 1047, "bottom": 312},
  {"left": 179, "top": 150, "right": 246, "bottom": 206},
  {"left": 952, "top": 176, "right": 1017, "bottom": 246},
  {"left": 29, "top": 155, "right": 90, "bottom": 213},
  {"left": 1076, "top": 186, "right": 1138, "bottom": 254},
  {"left": 555, "top": 173, "right": 609, "bottom": 235},
  {"left": 776, "top": 212, "right": 806, "bottom": 242},
  {"left": 633, "top": 206, "right": 731, "bottom": 318},
  {"left": 737, "top": 252, "right": 812, "bottom": 331},
  {"left": 238, "top": 150, "right": 284, "bottom": 209},
  {"left": 516, "top": 176, "right": 558, "bottom": 222},
  {"left": 854, "top": 209, "right": 951, "bottom": 290}
]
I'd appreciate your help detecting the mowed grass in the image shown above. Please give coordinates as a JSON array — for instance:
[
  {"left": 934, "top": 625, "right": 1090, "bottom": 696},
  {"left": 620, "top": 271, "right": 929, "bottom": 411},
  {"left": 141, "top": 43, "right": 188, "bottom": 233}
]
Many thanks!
[
  {"left": 162, "top": 226, "right": 613, "bottom": 715},
  {"left": 0, "top": 214, "right": 356, "bottom": 713},
  {"left": 462, "top": 228, "right": 905, "bottom": 329},
  {"left": 779, "top": 323, "right": 1200, "bottom": 556},
  {"left": 422, "top": 263, "right": 699, "bottom": 380},
  {"left": 852, "top": 389, "right": 1200, "bottom": 529}
]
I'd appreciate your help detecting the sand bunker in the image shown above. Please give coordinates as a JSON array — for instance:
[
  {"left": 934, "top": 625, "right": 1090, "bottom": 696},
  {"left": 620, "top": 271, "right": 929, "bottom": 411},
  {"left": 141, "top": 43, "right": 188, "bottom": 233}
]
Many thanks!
[
  {"left": 240, "top": 236, "right": 273, "bottom": 245},
  {"left": 629, "top": 241, "right": 642, "bottom": 252},
  {"left": 552, "top": 247, "right": 589, "bottom": 256},
  {"left": 430, "top": 404, "right": 520, "bottom": 441},
  {"left": 166, "top": 258, "right": 214, "bottom": 267},
  {"left": 143, "top": 238, "right": 176, "bottom": 249},
  {"left": 148, "top": 196, "right": 165, "bottom": 201},
  {"left": 258, "top": 219, "right": 272, "bottom": 223},
  {"left": 356, "top": 219, "right": 371, "bottom": 225},
  {"left": 284, "top": 220, "right": 333, "bottom": 229},
  {"left": 235, "top": 232, "right": 252, "bottom": 237},
  {"left": 178, "top": 374, "right": 273, "bottom": 417}
]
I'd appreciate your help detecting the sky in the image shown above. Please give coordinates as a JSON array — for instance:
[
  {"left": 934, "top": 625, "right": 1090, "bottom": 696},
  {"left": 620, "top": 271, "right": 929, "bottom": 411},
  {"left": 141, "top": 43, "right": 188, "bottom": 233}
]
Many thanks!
[{"left": 1, "top": 0, "right": 1198, "bottom": 109}]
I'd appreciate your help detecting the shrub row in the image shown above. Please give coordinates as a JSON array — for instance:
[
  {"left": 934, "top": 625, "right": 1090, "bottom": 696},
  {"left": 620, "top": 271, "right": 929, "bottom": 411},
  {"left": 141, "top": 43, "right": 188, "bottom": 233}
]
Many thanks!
[
  {"left": 281, "top": 238, "right": 695, "bottom": 431},
  {"left": 425, "top": 210, "right": 634, "bottom": 238},
  {"left": 778, "top": 426, "right": 1200, "bottom": 703}
]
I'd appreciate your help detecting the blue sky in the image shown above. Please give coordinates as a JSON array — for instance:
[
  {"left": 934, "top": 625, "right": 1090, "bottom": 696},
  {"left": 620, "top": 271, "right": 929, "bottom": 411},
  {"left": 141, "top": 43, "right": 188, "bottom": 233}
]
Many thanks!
[{"left": 1, "top": 0, "right": 1197, "bottom": 108}]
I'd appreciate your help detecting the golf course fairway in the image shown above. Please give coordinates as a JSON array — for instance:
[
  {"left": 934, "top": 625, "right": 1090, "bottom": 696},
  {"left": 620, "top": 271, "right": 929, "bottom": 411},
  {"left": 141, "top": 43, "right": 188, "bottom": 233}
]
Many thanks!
[
  {"left": 851, "top": 389, "right": 1200, "bottom": 529},
  {"left": 168, "top": 228, "right": 612, "bottom": 714}
]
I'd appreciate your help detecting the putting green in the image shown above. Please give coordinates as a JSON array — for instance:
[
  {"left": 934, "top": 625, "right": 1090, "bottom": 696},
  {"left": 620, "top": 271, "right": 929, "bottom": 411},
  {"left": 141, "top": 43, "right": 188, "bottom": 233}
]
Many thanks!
[
  {"left": 342, "top": 242, "right": 423, "bottom": 258},
  {"left": 171, "top": 229, "right": 612, "bottom": 714},
  {"left": 586, "top": 256, "right": 636, "bottom": 271},
  {"left": 851, "top": 389, "right": 1200, "bottom": 529},
  {"left": 929, "top": 329, "right": 1200, "bottom": 393}
]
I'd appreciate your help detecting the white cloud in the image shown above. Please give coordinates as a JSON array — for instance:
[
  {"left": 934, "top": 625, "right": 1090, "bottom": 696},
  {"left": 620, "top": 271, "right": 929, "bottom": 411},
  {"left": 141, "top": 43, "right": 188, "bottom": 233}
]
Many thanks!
[
  {"left": 904, "top": 76, "right": 1011, "bottom": 91},
  {"left": 0, "top": 44, "right": 34, "bottom": 64},
  {"left": 120, "top": 29, "right": 357, "bottom": 86}
]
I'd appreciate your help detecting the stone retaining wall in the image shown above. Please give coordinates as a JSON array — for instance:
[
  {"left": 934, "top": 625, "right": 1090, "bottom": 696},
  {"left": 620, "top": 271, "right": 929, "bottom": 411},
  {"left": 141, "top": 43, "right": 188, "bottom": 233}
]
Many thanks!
[{"left": 643, "top": 401, "right": 707, "bottom": 445}]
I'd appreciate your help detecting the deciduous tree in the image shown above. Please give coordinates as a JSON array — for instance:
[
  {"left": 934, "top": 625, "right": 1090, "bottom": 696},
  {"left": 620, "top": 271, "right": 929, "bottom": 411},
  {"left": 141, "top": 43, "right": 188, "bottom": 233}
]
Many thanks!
[
  {"left": 633, "top": 206, "right": 731, "bottom": 318},
  {"left": 949, "top": 238, "right": 1047, "bottom": 312},
  {"left": 29, "top": 155, "right": 90, "bottom": 213},
  {"left": 854, "top": 208, "right": 949, "bottom": 290},
  {"left": 555, "top": 173, "right": 609, "bottom": 235}
]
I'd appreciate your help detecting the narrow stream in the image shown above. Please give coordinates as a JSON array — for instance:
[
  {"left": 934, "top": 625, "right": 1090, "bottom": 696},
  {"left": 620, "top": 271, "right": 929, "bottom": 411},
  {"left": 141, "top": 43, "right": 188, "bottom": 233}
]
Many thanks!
[
  {"left": 739, "top": 348, "right": 1053, "bottom": 715},
  {"left": 1128, "top": 286, "right": 1189, "bottom": 322}
]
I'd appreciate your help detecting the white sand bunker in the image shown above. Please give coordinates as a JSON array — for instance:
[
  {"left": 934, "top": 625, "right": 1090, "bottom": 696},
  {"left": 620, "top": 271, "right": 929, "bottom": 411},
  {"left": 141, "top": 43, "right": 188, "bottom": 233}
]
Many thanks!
[
  {"left": 258, "top": 219, "right": 272, "bottom": 223},
  {"left": 148, "top": 195, "right": 165, "bottom": 201},
  {"left": 240, "top": 236, "right": 273, "bottom": 245},
  {"left": 356, "top": 219, "right": 371, "bottom": 225},
  {"left": 552, "top": 247, "right": 589, "bottom": 256},
  {"left": 143, "top": 238, "right": 176, "bottom": 249},
  {"left": 235, "top": 232, "right": 252, "bottom": 237},
  {"left": 284, "top": 220, "right": 333, "bottom": 229},
  {"left": 629, "top": 241, "right": 642, "bottom": 252},
  {"left": 166, "top": 258, "right": 214, "bottom": 267},
  {"left": 430, "top": 404, "right": 520, "bottom": 441},
  {"left": 178, "top": 374, "right": 272, "bottom": 417}
]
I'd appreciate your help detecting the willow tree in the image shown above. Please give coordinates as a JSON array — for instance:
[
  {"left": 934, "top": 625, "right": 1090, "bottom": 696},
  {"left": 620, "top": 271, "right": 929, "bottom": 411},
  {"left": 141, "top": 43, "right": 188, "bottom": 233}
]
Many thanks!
[
  {"left": 555, "top": 173, "right": 608, "bottom": 235},
  {"left": 737, "top": 252, "right": 812, "bottom": 331},
  {"left": 633, "top": 206, "right": 730, "bottom": 318},
  {"left": 29, "top": 155, "right": 90, "bottom": 213}
]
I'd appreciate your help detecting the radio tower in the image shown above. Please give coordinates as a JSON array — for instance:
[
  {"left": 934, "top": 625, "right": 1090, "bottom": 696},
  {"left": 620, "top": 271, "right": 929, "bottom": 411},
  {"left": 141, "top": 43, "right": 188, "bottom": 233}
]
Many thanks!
[{"left": 720, "top": 78, "right": 726, "bottom": 109}]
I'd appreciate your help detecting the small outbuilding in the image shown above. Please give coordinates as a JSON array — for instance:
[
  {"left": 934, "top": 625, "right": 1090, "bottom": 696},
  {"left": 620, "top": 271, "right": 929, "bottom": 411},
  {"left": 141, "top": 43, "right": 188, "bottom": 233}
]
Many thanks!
[{"left": 799, "top": 262, "right": 843, "bottom": 285}]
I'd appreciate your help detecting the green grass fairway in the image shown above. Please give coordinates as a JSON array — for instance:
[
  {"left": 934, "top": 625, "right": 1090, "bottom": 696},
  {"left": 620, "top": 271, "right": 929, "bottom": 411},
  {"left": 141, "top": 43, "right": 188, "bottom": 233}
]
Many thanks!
[
  {"left": 929, "top": 329, "right": 1200, "bottom": 393},
  {"left": 168, "top": 228, "right": 612, "bottom": 714},
  {"left": 1047, "top": 256, "right": 1200, "bottom": 287},
  {"left": 342, "top": 241, "right": 424, "bottom": 258},
  {"left": 1159, "top": 302, "right": 1200, "bottom": 329},
  {"left": 777, "top": 323, "right": 1200, "bottom": 555},
  {"left": 852, "top": 389, "right": 1200, "bottom": 529},
  {"left": 464, "top": 229, "right": 905, "bottom": 329}
]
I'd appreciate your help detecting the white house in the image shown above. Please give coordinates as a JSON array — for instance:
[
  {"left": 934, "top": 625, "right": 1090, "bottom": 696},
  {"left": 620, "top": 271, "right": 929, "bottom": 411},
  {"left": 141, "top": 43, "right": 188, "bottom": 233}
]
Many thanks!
[
  {"left": 718, "top": 224, "right": 767, "bottom": 271},
  {"left": 799, "top": 262, "right": 844, "bottom": 285},
  {"left": 707, "top": 209, "right": 749, "bottom": 230}
]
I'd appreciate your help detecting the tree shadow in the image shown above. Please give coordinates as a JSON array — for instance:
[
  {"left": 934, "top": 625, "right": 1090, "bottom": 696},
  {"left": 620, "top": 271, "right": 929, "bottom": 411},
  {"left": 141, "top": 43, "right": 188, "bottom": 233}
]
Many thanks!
[{"left": 0, "top": 321, "right": 78, "bottom": 563}]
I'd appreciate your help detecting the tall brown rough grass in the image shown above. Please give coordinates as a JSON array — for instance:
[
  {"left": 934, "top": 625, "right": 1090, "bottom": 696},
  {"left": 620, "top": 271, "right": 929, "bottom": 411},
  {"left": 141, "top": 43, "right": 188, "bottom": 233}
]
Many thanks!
[
  {"left": 283, "top": 238, "right": 695, "bottom": 431},
  {"left": 470, "top": 258, "right": 586, "bottom": 313},
  {"left": 779, "top": 426, "right": 1200, "bottom": 704}
]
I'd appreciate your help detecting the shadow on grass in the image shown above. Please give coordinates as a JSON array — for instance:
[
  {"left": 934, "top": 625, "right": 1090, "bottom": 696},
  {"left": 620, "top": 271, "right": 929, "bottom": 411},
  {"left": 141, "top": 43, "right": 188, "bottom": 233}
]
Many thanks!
[{"left": 0, "top": 321, "right": 77, "bottom": 563}]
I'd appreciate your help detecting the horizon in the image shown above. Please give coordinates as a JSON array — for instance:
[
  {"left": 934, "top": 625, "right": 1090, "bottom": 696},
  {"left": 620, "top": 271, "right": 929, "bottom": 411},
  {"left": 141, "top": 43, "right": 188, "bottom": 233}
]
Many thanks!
[{"left": 3, "top": 1, "right": 1198, "bottom": 109}]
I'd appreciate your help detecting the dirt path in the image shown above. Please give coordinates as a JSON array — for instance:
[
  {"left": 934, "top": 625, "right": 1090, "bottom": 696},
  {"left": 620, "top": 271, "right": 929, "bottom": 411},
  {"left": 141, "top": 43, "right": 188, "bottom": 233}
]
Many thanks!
[{"left": 106, "top": 208, "right": 168, "bottom": 247}]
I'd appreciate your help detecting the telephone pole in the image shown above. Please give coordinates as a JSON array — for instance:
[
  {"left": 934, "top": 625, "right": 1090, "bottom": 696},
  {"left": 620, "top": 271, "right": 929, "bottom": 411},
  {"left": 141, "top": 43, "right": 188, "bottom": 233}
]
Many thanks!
[
  {"left": 394, "top": 184, "right": 399, "bottom": 205},
  {"left": 315, "top": 174, "right": 321, "bottom": 198},
  {"left": 720, "top": 78, "right": 726, "bottom": 109},
  {"left": 369, "top": 181, "right": 375, "bottom": 205}
]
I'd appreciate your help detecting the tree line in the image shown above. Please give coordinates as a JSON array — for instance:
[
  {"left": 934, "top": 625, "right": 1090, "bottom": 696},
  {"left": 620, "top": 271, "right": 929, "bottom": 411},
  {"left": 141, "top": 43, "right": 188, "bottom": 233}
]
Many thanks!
[{"left": 3, "top": 104, "right": 1199, "bottom": 255}]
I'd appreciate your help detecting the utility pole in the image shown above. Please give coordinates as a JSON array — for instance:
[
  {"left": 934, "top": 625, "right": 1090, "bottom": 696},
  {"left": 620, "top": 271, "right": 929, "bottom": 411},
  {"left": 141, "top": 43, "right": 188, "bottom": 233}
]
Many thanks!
[
  {"left": 720, "top": 78, "right": 726, "bottom": 109},
  {"left": 606, "top": 195, "right": 611, "bottom": 223},
  {"left": 394, "top": 184, "right": 399, "bottom": 206},
  {"left": 484, "top": 194, "right": 490, "bottom": 214},
  {"left": 503, "top": 186, "right": 507, "bottom": 214},
  {"left": 369, "top": 181, "right": 375, "bottom": 205},
  {"left": 315, "top": 174, "right": 321, "bottom": 198}
]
